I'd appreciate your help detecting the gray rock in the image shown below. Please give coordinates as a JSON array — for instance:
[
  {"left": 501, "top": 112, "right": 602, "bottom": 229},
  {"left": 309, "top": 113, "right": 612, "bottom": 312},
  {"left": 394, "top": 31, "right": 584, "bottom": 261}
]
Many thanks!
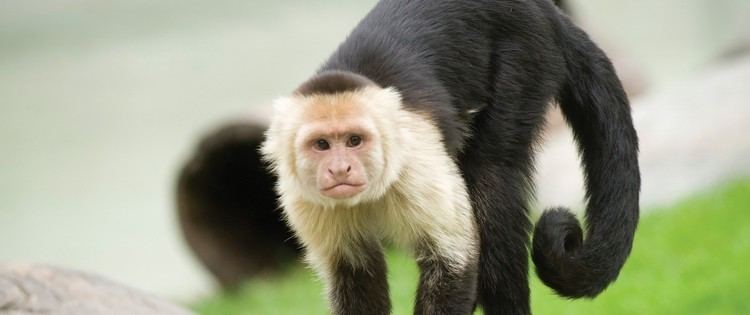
[{"left": 0, "top": 263, "right": 195, "bottom": 315}]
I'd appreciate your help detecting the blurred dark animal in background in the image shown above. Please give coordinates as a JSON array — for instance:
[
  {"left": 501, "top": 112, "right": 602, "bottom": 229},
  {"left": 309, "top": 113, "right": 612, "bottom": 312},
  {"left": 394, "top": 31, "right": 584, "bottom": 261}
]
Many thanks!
[{"left": 176, "top": 122, "right": 299, "bottom": 289}]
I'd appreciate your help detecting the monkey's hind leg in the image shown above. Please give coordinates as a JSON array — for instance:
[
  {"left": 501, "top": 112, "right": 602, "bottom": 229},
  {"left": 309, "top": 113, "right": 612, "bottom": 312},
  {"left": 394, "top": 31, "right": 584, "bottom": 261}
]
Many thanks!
[{"left": 460, "top": 41, "right": 561, "bottom": 315}]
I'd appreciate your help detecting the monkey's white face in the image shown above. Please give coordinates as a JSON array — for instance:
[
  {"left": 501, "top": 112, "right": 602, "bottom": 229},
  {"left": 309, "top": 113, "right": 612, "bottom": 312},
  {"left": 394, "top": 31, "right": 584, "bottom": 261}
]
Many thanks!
[
  {"left": 262, "top": 86, "right": 403, "bottom": 207},
  {"left": 295, "top": 117, "right": 382, "bottom": 200}
]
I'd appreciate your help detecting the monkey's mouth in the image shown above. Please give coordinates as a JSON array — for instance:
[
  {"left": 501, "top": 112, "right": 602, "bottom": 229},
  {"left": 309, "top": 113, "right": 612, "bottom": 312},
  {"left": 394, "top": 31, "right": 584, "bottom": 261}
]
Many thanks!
[{"left": 321, "top": 183, "right": 365, "bottom": 199}]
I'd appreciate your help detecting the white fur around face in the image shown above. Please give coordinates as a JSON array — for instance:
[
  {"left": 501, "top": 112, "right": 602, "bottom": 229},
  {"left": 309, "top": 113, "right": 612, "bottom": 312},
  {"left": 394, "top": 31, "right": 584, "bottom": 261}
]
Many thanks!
[{"left": 261, "top": 86, "right": 477, "bottom": 279}]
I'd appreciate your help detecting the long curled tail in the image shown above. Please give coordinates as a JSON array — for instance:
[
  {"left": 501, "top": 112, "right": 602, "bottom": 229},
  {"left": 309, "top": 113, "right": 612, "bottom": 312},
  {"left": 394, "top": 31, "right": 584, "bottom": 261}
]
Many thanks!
[{"left": 531, "top": 14, "right": 641, "bottom": 298}]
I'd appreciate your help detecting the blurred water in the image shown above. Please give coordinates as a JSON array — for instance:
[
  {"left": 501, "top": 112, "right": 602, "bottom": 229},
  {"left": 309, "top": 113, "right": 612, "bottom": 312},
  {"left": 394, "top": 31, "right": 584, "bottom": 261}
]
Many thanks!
[{"left": 0, "top": 0, "right": 748, "bottom": 298}]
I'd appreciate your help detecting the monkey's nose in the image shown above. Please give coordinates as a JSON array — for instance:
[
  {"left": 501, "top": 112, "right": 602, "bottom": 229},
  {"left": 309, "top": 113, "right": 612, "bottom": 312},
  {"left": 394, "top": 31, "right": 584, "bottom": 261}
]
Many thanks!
[{"left": 328, "top": 165, "right": 352, "bottom": 178}]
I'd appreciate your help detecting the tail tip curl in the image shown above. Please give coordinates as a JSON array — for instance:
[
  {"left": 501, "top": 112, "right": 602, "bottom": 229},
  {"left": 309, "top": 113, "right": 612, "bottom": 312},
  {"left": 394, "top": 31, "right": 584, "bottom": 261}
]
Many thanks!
[{"left": 532, "top": 207, "right": 602, "bottom": 298}]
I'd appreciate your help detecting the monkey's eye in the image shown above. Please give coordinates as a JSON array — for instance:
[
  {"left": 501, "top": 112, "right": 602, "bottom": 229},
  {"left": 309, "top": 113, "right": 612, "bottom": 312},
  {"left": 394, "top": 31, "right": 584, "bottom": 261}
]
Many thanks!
[
  {"left": 314, "top": 139, "right": 330, "bottom": 151},
  {"left": 347, "top": 135, "right": 362, "bottom": 147}
]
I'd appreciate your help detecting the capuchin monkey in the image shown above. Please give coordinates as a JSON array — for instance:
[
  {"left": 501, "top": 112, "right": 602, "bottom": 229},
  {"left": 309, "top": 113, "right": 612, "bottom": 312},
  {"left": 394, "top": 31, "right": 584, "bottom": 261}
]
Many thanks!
[
  {"left": 262, "top": 0, "right": 641, "bottom": 314},
  {"left": 260, "top": 0, "right": 640, "bottom": 314},
  {"left": 173, "top": 0, "right": 645, "bottom": 296},
  {"left": 179, "top": 0, "right": 640, "bottom": 314}
]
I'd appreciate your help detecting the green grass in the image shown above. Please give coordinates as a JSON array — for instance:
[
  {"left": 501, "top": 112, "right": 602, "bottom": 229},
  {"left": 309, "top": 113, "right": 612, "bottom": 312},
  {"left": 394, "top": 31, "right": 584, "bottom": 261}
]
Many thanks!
[{"left": 193, "top": 180, "right": 750, "bottom": 315}]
